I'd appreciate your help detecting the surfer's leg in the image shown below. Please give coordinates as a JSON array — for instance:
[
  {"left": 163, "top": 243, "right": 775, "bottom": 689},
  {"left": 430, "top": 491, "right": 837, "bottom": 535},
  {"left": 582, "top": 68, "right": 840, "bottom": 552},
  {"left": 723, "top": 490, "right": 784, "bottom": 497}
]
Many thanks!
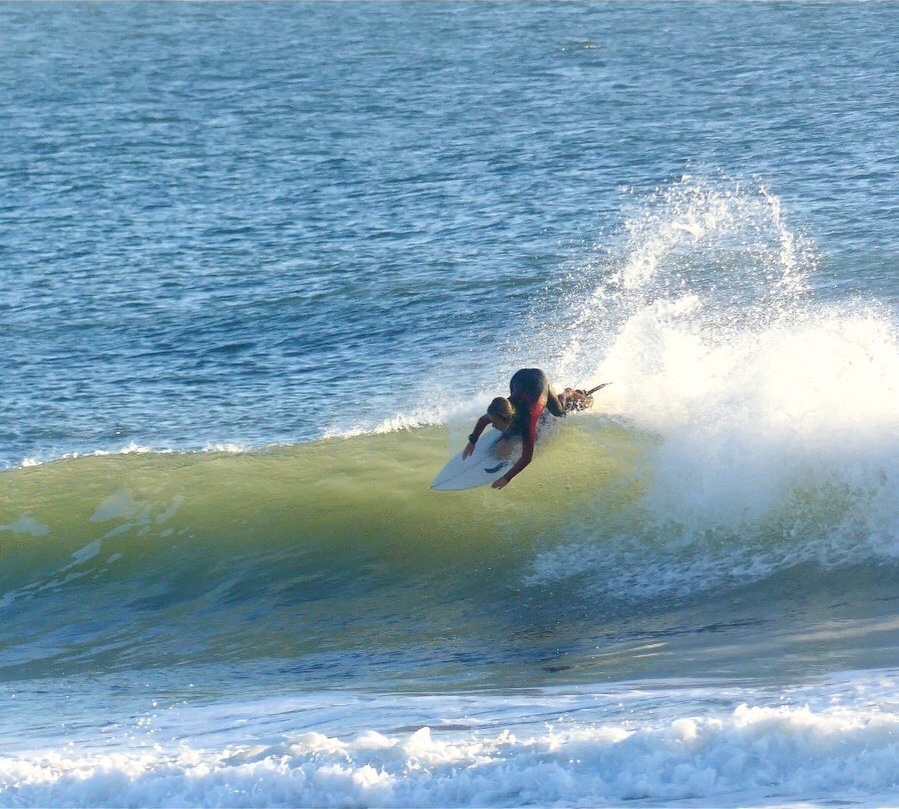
[
  {"left": 545, "top": 386, "right": 565, "bottom": 417},
  {"left": 509, "top": 368, "right": 544, "bottom": 398}
]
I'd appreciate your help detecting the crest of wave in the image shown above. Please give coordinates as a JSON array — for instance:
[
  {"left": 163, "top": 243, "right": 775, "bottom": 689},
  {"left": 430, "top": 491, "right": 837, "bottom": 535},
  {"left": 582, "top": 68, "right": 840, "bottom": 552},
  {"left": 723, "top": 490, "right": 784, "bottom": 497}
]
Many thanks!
[{"left": 531, "top": 175, "right": 899, "bottom": 598}]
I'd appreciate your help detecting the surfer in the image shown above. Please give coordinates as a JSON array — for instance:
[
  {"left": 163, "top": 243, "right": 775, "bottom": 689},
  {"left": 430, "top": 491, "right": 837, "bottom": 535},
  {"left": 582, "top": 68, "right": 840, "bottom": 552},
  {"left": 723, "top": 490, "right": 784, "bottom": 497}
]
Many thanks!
[{"left": 462, "top": 368, "right": 593, "bottom": 489}]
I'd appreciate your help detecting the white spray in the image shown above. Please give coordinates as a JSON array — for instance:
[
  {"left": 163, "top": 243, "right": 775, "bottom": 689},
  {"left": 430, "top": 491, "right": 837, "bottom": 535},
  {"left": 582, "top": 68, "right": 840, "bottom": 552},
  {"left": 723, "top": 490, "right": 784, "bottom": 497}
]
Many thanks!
[{"left": 531, "top": 175, "right": 899, "bottom": 597}]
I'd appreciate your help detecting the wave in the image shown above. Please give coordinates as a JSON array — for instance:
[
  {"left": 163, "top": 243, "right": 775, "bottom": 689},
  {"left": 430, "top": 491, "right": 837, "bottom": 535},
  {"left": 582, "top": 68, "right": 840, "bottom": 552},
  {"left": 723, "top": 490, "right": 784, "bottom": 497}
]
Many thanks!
[
  {"left": 2, "top": 176, "right": 896, "bottom": 684},
  {"left": 1, "top": 391, "right": 896, "bottom": 683}
]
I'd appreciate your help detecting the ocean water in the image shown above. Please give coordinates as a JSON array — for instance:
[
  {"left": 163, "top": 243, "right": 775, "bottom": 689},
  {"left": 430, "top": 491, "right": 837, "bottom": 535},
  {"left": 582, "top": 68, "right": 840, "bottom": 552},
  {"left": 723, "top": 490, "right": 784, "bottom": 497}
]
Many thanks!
[{"left": 2, "top": 2, "right": 898, "bottom": 807}]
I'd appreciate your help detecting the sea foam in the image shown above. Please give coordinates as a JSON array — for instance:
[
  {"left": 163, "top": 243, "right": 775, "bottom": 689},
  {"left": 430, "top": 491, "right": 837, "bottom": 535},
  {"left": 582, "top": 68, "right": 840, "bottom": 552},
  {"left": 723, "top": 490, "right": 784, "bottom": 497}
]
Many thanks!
[{"left": 4, "top": 680, "right": 899, "bottom": 808}]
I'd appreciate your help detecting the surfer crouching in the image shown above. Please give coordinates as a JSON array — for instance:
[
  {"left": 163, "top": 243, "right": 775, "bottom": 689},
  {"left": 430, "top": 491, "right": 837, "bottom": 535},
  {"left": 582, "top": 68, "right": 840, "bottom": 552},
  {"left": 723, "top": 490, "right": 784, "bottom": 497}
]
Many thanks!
[{"left": 462, "top": 368, "right": 592, "bottom": 489}]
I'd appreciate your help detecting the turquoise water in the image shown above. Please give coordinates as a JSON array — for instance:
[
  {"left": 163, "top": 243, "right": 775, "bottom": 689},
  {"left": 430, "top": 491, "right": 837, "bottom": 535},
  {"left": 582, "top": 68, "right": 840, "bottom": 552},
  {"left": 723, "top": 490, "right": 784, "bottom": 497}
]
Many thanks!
[{"left": 2, "top": 3, "right": 898, "bottom": 806}]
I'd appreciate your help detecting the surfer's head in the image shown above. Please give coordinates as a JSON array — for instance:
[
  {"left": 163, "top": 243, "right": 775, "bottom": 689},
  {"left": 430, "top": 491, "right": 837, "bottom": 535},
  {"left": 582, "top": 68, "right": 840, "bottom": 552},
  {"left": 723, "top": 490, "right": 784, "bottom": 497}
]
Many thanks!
[{"left": 487, "top": 396, "right": 514, "bottom": 430}]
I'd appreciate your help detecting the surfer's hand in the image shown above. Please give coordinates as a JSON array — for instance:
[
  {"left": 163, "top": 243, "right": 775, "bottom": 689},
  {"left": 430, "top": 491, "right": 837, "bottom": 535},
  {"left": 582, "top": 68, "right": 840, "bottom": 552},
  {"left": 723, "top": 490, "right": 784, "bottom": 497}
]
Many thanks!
[
  {"left": 462, "top": 441, "right": 475, "bottom": 460},
  {"left": 492, "top": 476, "right": 509, "bottom": 490}
]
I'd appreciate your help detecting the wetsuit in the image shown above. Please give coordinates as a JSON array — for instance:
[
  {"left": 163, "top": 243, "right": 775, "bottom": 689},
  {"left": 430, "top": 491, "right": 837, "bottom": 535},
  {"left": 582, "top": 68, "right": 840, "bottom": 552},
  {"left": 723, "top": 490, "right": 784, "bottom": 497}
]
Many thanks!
[{"left": 468, "top": 368, "right": 565, "bottom": 485}]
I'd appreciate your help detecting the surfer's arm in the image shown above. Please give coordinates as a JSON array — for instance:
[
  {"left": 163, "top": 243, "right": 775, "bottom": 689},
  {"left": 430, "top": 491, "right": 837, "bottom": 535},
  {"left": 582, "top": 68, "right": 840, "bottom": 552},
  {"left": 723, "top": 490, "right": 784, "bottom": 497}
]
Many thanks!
[
  {"left": 462, "top": 414, "right": 491, "bottom": 459},
  {"left": 492, "top": 435, "right": 534, "bottom": 489},
  {"left": 494, "top": 397, "right": 544, "bottom": 488},
  {"left": 493, "top": 407, "right": 540, "bottom": 489}
]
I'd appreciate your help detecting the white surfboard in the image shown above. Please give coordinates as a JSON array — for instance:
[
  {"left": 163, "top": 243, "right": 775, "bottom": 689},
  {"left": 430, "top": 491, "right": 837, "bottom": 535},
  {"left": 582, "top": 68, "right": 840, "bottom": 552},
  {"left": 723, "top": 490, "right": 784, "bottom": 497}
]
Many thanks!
[{"left": 430, "top": 431, "right": 522, "bottom": 491}]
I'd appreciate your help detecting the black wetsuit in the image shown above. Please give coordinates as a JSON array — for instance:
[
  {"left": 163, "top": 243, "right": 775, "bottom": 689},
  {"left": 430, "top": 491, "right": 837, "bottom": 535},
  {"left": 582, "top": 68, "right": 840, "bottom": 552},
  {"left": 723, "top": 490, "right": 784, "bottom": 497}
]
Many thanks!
[{"left": 468, "top": 368, "right": 565, "bottom": 485}]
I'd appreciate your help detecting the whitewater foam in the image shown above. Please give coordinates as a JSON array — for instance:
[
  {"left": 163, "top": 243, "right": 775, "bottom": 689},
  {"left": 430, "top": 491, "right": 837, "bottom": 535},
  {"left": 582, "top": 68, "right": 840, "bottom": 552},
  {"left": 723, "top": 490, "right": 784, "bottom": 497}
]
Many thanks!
[
  {"left": 5, "top": 675, "right": 899, "bottom": 808},
  {"left": 521, "top": 177, "right": 899, "bottom": 599}
]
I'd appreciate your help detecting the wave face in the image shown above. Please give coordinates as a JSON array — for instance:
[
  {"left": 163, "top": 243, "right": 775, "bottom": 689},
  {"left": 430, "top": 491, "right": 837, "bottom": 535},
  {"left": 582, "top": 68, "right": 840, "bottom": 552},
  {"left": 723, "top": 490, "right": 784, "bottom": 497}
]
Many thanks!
[
  {"left": 2, "top": 423, "right": 899, "bottom": 806},
  {"left": 2, "top": 390, "right": 897, "bottom": 690}
]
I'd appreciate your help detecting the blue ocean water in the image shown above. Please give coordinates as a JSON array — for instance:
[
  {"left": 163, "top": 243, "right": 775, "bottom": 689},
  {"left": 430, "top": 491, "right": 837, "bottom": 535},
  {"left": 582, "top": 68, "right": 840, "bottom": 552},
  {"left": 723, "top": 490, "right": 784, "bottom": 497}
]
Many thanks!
[{"left": 1, "top": 3, "right": 898, "bottom": 807}]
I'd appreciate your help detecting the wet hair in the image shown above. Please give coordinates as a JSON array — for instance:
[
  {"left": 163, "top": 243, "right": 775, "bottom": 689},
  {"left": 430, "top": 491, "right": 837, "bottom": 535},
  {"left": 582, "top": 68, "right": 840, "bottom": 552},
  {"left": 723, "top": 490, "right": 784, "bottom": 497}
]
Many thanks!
[{"left": 487, "top": 396, "right": 515, "bottom": 420}]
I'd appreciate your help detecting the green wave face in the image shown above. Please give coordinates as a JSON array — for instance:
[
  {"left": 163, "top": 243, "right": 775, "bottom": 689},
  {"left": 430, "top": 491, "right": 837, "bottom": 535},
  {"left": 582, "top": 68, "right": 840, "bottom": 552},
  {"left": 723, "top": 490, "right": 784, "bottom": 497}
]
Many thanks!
[{"left": 1, "top": 420, "right": 894, "bottom": 690}]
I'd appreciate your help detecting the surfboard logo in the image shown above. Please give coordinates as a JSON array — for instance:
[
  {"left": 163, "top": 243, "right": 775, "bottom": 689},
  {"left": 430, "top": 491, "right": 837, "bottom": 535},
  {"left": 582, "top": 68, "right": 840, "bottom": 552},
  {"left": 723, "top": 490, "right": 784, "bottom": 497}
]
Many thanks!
[{"left": 483, "top": 462, "right": 510, "bottom": 474}]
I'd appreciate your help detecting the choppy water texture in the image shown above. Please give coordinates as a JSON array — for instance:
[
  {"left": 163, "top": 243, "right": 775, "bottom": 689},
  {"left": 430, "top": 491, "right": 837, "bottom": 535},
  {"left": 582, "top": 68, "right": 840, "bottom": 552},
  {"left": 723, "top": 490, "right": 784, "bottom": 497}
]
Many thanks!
[{"left": 1, "top": 3, "right": 898, "bottom": 807}]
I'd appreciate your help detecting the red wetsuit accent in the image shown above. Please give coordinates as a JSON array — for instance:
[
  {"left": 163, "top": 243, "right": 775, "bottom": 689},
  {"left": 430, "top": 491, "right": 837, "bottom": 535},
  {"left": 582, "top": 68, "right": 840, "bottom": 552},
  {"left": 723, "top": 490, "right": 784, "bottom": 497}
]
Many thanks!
[{"left": 502, "top": 368, "right": 564, "bottom": 483}]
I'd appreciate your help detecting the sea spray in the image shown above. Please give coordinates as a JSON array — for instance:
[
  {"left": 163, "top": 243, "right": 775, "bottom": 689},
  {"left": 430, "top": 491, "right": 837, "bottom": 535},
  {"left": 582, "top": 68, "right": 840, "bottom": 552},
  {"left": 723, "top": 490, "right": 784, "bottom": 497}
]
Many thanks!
[{"left": 525, "top": 177, "right": 899, "bottom": 598}]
